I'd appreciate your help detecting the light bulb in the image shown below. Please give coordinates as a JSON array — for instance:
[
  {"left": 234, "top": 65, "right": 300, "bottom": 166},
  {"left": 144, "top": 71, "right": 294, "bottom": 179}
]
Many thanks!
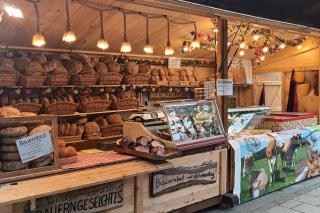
[
  {"left": 262, "top": 46, "right": 269, "bottom": 53},
  {"left": 190, "top": 39, "right": 200, "bottom": 49},
  {"left": 240, "top": 42, "right": 246, "bottom": 49},
  {"left": 97, "top": 38, "right": 109, "bottom": 50},
  {"left": 279, "top": 43, "right": 286, "bottom": 49},
  {"left": 120, "top": 41, "right": 132, "bottom": 53},
  {"left": 144, "top": 43, "right": 154, "bottom": 54},
  {"left": 183, "top": 45, "right": 189, "bottom": 53},
  {"left": 165, "top": 46, "right": 174, "bottom": 56},
  {"left": 260, "top": 55, "right": 265, "bottom": 61},
  {"left": 213, "top": 28, "right": 218, "bottom": 33},
  {"left": 297, "top": 45, "right": 302, "bottom": 49},
  {"left": 227, "top": 41, "right": 231, "bottom": 46},
  {"left": 62, "top": 31, "right": 77, "bottom": 43},
  {"left": 32, "top": 33, "right": 46, "bottom": 47},
  {"left": 253, "top": 34, "right": 259, "bottom": 41},
  {"left": 239, "top": 50, "right": 245, "bottom": 56},
  {"left": 4, "top": 5, "right": 23, "bottom": 18}
]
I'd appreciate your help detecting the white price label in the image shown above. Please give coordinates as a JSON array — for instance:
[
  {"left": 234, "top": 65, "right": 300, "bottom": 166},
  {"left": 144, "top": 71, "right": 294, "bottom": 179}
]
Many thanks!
[
  {"left": 16, "top": 131, "right": 54, "bottom": 163},
  {"left": 168, "top": 57, "right": 181, "bottom": 69},
  {"left": 217, "top": 79, "right": 233, "bottom": 96}
]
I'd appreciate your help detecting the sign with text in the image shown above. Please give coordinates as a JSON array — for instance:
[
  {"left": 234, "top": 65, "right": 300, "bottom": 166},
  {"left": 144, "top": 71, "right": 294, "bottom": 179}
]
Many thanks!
[
  {"left": 168, "top": 57, "right": 181, "bottom": 69},
  {"left": 217, "top": 79, "right": 233, "bottom": 96},
  {"left": 204, "top": 81, "right": 216, "bottom": 99},
  {"left": 36, "top": 181, "right": 123, "bottom": 213},
  {"left": 151, "top": 161, "right": 218, "bottom": 196},
  {"left": 16, "top": 131, "right": 54, "bottom": 163}
]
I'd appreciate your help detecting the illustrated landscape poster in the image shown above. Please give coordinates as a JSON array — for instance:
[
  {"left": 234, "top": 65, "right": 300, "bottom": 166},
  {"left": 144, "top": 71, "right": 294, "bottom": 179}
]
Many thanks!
[{"left": 230, "top": 125, "right": 320, "bottom": 203}]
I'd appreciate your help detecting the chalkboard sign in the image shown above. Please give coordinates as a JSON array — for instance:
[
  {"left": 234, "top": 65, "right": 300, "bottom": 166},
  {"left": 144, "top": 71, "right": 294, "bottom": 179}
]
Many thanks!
[
  {"left": 151, "top": 161, "right": 218, "bottom": 196},
  {"left": 36, "top": 181, "right": 123, "bottom": 213}
]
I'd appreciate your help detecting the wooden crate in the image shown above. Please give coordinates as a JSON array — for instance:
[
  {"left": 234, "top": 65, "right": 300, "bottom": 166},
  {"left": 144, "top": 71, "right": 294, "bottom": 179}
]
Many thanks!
[{"left": 0, "top": 116, "right": 59, "bottom": 184}]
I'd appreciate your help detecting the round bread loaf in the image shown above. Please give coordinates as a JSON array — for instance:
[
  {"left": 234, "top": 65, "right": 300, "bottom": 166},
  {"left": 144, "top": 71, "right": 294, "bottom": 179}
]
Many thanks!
[
  {"left": 0, "top": 126, "right": 28, "bottom": 137},
  {"left": 2, "top": 161, "right": 28, "bottom": 172},
  {"left": 0, "top": 144, "right": 18, "bottom": 152},
  {"left": 68, "top": 124, "right": 77, "bottom": 136},
  {"left": 105, "top": 114, "right": 123, "bottom": 125},
  {"left": 64, "top": 123, "right": 70, "bottom": 136},
  {"left": 1, "top": 135, "right": 27, "bottom": 145},
  {"left": 21, "top": 112, "right": 37, "bottom": 117},
  {"left": 84, "top": 122, "right": 100, "bottom": 135},
  {"left": 1, "top": 152, "right": 21, "bottom": 161},
  {"left": 76, "top": 126, "right": 84, "bottom": 136},
  {"left": 29, "top": 125, "right": 51, "bottom": 135},
  {"left": 106, "top": 61, "right": 120, "bottom": 73},
  {"left": 0, "top": 106, "right": 21, "bottom": 117},
  {"left": 58, "top": 123, "right": 65, "bottom": 137},
  {"left": 30, "top": 155, "right": 53, "bottom": 168},
  {"left": 58, "top": 139, "right": 66, "bottom": 148},
  {"left": 75, "top": 118, "right": 87, "bottom": 125},
  {"left": 59, "top": 146, "right": 77, "bottom": 158}
]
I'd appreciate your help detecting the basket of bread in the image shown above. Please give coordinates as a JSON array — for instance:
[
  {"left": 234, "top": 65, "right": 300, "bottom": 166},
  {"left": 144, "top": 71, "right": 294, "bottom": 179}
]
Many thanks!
[
  {"left": 96, "top": 114, "right": 123, "bottom": 137},
  {"left": 123, "top": 61, "right": 151, "bottom": 85},
  {"left": 114, "top": 136, "right": 181, "bottom": 161},
  {"left": 150, "top": 68, "right": 168, "bottom": 85},
  {"left": 84, "top": 121, "right": 102, "bottom": 140},
  {"left": 11, "top": 97, "right": 42, "bottom": 114},
  {"left": 71, "top": 64, "right": 98, "bottom": 86},
  {"left": 57, "top": 140, "right": 78, "bottom": 166},
  {"left": 0, "top": 59, "right": 19, "bottom": 87},
  {"left": 58, "top": 120, "right": 85, "bottom": 142},
  {"left": 78, "top": 95, "right": 111, "bottom": 113},
  {"left": 43, "top": 95, "right": 77, "bottom": 115},
  {"left": 109, "top": 91, "right": 139, "bottom": 110}
]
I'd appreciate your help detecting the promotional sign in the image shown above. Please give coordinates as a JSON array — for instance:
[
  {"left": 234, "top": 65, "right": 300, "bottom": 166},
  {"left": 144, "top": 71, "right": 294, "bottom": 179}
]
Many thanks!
[
  {"left": 151, "top": 161, "right": 217, "bottom": 196},
  {"left": 168, "top": 57, "right": 181, "bottom": 69},
  {"left": 36, "top": 181, "right": 123, "bottom": 213},
  {"left": 217, "top": 79, "right": 233, "bottom": 96},
  {"left": 230, "top": 126, "right": 320, "bottom": 203},
  {"left": 16, "top": 131, "right": 54, "bottom": 163}
]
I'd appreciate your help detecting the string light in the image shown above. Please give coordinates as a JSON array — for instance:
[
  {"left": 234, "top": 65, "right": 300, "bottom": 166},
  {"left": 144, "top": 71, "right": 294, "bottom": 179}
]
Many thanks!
[
  {"left": 239, "top": 50, "right": 245, "bottom": 56},
  {"left": 190, "top": 23, "right": 200, "bottom": 49},
  {"left": 62, "top": 0, "right": 77, "bottom": 43},
  {"left": 3, "top": 4, "right": 23, "bottom": 18},
  {"left": 164, "top": 16, "right": 174, "bottom": 56},
  {"left": 240, "top": 42, "right": 246, "bottom": 49},
  {"left": 262, "top": 46, "right": 269, "bottom": 53},
  {"left": 260, "top": 55, "right": 265, "bottom": 61},
  {"left": 253, "top": 34, "right": 259, "bottom": 41},
  {"left": 143, "top": 16, "right": 153, "bottom": 54},
  {"left": 31, "top": 1, "right": 45, "bottom": 47},
  {"left": 297, "top": 44, "right": 302, "bottom": 49},
  {"left": 279, "top": 43, "right": 286, "bottom": 49},
  {"left": 120, "top": 12, "right": 132, "bottom": 53},
  {"left": 182, "top": 41, "right": 189, "bottom": 53},
  {"left": 97, "top": 10, "right": 109, "bottom": 50}
]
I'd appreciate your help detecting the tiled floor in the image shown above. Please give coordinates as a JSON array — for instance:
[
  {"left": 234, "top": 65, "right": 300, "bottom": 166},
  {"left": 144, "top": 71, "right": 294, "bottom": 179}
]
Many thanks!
[{"left": 203, "top": 176, "right": 320, "bottom": 213}]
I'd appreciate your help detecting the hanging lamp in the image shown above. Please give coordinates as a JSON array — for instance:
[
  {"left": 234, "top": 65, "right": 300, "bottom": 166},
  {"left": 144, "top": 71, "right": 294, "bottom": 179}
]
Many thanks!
[
  {"left": 62, "top": 0, "right": 76, "bottom": 43},
  {"left": 143, "top": 16, "right": 153, "bottom": 54},
  {"left": 97, "top": 10, "right": 109, "bottom": 50},
  {"left": 190, "top": 23, "right": 200, "bottom": 49},
  {"left": 32, "top": 1, "right": 45, "bottom": 47},
  {"left": 120, "top": 12, "right": 132, "bottom": 53},
  {"left": 164, "top": 16, "right": 174, "bottom": 56}
]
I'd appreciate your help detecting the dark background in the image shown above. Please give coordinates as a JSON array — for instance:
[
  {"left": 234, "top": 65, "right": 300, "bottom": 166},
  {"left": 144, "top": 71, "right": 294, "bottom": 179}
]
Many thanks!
[{"left": 184, "top": 0, "right": 320, "bottom": 28}]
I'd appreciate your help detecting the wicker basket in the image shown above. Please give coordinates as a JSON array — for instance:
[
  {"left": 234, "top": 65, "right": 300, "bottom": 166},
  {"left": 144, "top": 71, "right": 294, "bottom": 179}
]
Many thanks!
[
  {"left": 19, "top": 75, "right": 46, "bottom": 87},
  {"left": 85, "top": 133, "right": 102, "bottom": 140},
  {"left": 59, "top": 135, "right": 82, "bottom": 143},
  {"left": 0, "top": 73, "right": 18, "bottom": 87},
  {"left": 101, "top": 124, "right": 123, "bottom": 137},
  {"left": 98, "top": 72, "right": 123, "bottom": 85},
  {"left": 45, "top": 102, "right": 77, "bottom": 115},
  {"left": 71, "top": 74, "right": 98, "bottom": 86},
  {"left": 78, "top": 100, "right": 111, "bottom": 113},
  {"left": 124, "top": 73, "right": 150, "bottom": 85},
  {"left": 110, "top": 98, "right": 139, "bottom": 110},
  {"left": 46, "top": 75, "right": 69, "bottom": 86},
  {"left": 13, "top": 103, "right": 42, "bottom": 114},
  {"left": 58, "top": 156, "right": 78, "bottom": 166}
]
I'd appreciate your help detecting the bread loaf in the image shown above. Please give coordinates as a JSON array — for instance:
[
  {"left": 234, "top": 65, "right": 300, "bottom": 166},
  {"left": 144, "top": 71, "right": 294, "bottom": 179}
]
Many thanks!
[
  {"left": 15, "top": 56, "right": 31, "bottom": 72},
  {"left": 2, "top": 161, "right": 27, "bottom": 171},
  {"left": 106, "top": 61, "right": 120, "bottom": 73},
  {"left": 65, "top": 60, "right": 82, "bottom": 75},
  {"left": 69, "top": 124, "right": 77, "bottom": 136},
  {"left": 76, "top": 126, "right": 84, "bottom": 136},
  {"left": 0, "top": 126, "right": 28, "bottom": 137},
  {"left": 105, "top": 114, "right": 123, "bottom": 125},
  {"left": 96, "top": 117, "right": 108, "bottom": 128},
  {"left": 59, "top": 123, "right": 65, "bottom": 137},
  {"left": 75, "top": 118, "right": 87, "bottom": 125},
  {"left": 25, "top": 61, "right": 43, "bottom": 76},
  {"left": 58, "top": 139, "right": 66, "bottom": 148},
  {"left": 64, "top": 123, "right": 70, "bottom": 136},
  {"left": 29, "top": 125, "right": 51, "bottom": 135},
  {"left": 95, "top": 62, "right": 108, "bottom": 74},
  {"left": 21, "top": 112, "right": 37, "bottom": 117},
  {"left": 84, "top": 122, "right": 100, "bottom": 135},
  {"left": 1, "top": 135, "right": 27, "bottom": 145},
  {"left": 0, "top": 106, "right": 21, "bottom": 117},
  {"left": 30, "top": 155, "right": 53, "bottom": 168},
  {"left": 139, "top": 64, "right": 151, "bottom": 74},
  {"left": 1, "top": 152, "right": 21, "bottom": 161},
  {"left": 0, "top": 144, "right": 18, "bottom": 152}
]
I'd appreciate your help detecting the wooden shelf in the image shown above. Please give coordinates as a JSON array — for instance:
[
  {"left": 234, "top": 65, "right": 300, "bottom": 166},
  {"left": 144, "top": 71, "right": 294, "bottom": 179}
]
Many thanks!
[
  {"left": 63, "top": 135, "right": 122, "bottom": 144},
  {"left": 51, "top": 109, "right": 139, "bottom": 117}
]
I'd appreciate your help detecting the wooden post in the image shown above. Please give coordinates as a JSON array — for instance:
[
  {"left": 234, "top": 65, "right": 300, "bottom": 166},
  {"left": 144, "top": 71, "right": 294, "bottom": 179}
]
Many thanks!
[
  {"left": 217, "top": 18, "right": 229, "bottom": 132},
  {"left": 0, "top": 205, "right": 13, "bottom": 213},
  {"left": 134, "top": 175, "right": 144, "bottom": 213}
]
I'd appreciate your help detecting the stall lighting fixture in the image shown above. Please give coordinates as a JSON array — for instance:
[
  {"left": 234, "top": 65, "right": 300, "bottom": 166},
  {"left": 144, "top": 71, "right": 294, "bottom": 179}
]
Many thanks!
[
  {"left": 297, "top": 44, "right": 302, "bottom": 49},
  {"left": 260, "top": 55, "right": 265, "bottom": 61},
  {"left": 190, "top": 23, "right": 200, "bottom": 49},
  {"left": 253, "top": 34, "right": 259, "bottom": 41},
  {"left": 4, "top": 4, "right": 23, "bottom": 18},
  {"left": 120, "top": 12, "right": 132, "bottom": 53},
  {"left": 62, "top": 0, "right": 76, "bottom": 43},
  {"left": 97, "top": 10, "right": 109, "bottom": 50},
  {"left": 262, "top": 46, "right": 269, "bottom": 53},
  {"left": 279, "top": 43, "right": 286, "bottom": 49},
  {"left": 31, "top": 1, "right": 45, "bottom": 47},
  {"left": 143, "top": 16, "right": 153, "bottom": 54},
  {"left": 239, "top": 50, "right": 245, "bottom": 56},
  {"left": 164, "top": 16, "right": 174, "bottom": 56},
  {"left": 182, "top": 41, "right": 189, "bottom": 53},
  {"left": 239, "top": 42, "right": 246, "bottom": 49},
  {"left": 227, "top": 41, "right": 231, "bottom": 46},
  {"left": 213, "top": 28, "right": 218, "bottom": 33}
]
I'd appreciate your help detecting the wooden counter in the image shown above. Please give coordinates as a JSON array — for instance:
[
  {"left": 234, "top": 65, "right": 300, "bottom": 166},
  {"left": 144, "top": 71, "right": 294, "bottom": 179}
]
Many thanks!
[{"left": 0, "top": 149, "right": 227, "bottom": 213}]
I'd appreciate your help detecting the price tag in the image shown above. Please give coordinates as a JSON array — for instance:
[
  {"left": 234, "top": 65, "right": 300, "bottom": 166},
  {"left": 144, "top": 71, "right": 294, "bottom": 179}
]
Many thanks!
[
  {"left": 168, "top": 57, "right": 181, "bottom": 69},
  {"left": 16, "top": 131, "right": 54, "bottom": 163},
  {"left": 216, "top": 79, "right": 233, "bottom": 96}
]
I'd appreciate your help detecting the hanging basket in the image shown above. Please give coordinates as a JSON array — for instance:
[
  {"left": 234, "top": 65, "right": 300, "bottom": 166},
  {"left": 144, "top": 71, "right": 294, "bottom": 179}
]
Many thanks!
[{"left": 98, "top": 72, "right": 123, "bottom": 85}]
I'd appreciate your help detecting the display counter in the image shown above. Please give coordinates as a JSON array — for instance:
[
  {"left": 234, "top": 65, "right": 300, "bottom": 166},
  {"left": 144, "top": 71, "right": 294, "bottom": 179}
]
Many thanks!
[{"left": 0, "top": 149, "right": 227, "bottom": 213}]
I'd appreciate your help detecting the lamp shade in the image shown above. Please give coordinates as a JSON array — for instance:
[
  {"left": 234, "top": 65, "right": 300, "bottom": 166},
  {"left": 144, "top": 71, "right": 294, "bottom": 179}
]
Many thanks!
[{"left": 32, "top": 33, "right": 46, "bottom": 47}]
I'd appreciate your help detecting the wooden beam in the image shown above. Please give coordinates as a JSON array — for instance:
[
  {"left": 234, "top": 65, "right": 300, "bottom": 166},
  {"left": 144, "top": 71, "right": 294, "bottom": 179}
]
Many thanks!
[{"left": 134, "top": 175, "right": 144, "bottom": 213}]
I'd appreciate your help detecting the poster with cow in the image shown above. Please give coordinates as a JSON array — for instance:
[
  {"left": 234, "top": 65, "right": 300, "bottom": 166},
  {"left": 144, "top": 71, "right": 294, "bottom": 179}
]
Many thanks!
[{"left": 230, "top": 125, "right": 320, "bottom": 203}]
